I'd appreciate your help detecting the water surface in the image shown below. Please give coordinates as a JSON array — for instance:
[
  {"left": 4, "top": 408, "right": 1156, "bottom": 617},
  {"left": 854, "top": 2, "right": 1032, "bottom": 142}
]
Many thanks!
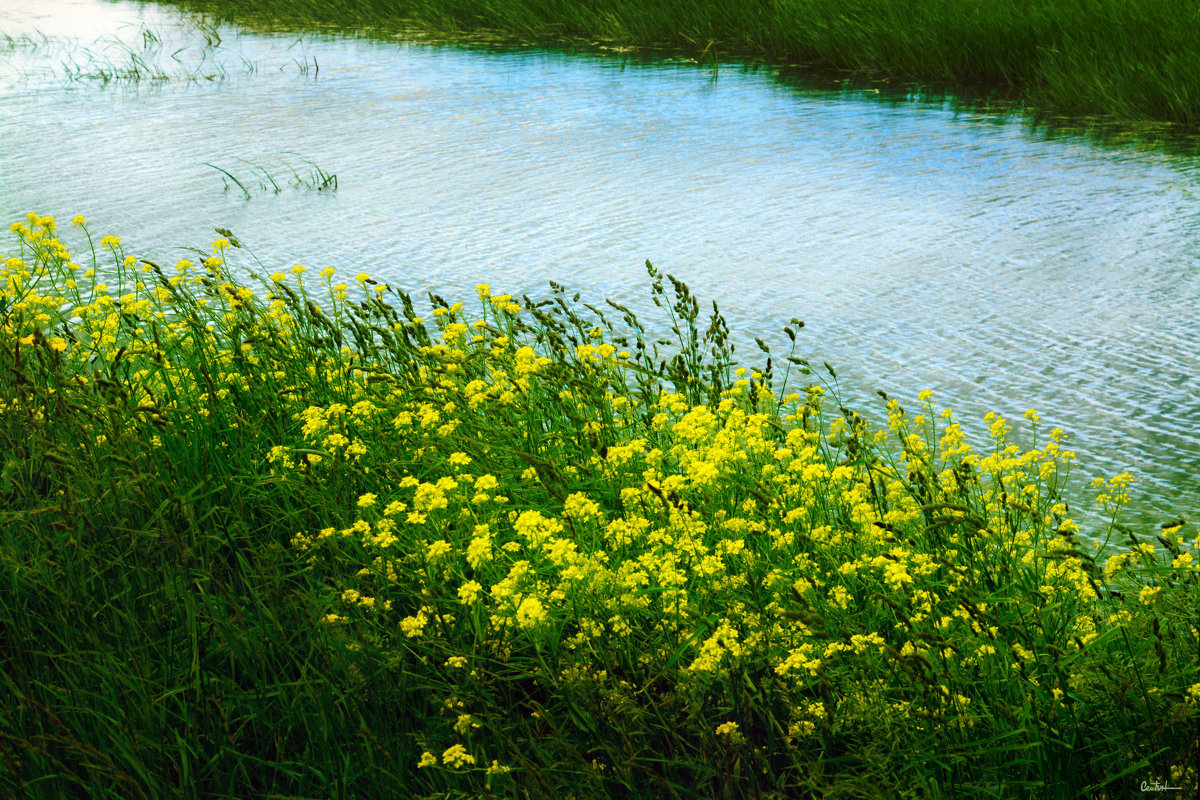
[{"left": 3, "top": 0, "right": 1199, "bottom": 529}]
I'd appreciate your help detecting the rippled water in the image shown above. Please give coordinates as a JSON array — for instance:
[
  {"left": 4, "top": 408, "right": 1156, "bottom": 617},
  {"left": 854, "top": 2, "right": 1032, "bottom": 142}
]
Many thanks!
[{"left": 3, "top": 0, "right": 1200, "bottom": 528}]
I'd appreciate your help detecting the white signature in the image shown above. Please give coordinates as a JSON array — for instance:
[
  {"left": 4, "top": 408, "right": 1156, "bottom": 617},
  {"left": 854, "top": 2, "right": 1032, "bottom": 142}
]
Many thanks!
[{"left": 1140, "top": 780, "right": 1182, "bottom": 792}]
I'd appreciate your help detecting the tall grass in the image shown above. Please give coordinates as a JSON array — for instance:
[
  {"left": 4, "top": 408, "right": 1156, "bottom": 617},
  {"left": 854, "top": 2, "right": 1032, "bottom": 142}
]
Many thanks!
[
  {"left": 150, "top": 0, "right": 1200, "bottom": 125},
  {"left": 2, "top": 212, "right": 1199, "bottom": 798}
]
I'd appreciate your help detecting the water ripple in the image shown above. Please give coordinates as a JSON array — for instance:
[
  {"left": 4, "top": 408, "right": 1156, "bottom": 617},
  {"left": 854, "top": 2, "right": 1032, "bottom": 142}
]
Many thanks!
[{"left": 4, "top": 0, "right": 1200, "bottom": 528}]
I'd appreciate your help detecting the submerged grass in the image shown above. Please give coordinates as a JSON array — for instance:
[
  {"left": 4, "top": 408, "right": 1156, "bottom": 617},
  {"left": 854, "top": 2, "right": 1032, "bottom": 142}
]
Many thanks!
[
  {"left": 5, "top": 22, "right": 247, "bottom": 84},
  {"left": 151, "top": 0, "right": 1200, "bottom": 125},
  {"left": 2, "top": 211, "right": 1199, "bottom": 798},
  {"left": 206, "top": 157, "right": 337, "bottom": 199},
  {"left": 0, "top": 20, "right": 321, "bottom": 85}
]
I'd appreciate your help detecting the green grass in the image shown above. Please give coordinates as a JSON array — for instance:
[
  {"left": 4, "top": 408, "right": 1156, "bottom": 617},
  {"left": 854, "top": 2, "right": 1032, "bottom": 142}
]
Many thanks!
[
  {"left": 2, "top": 211, "right": 1199, "bottom": 798},
  {"left": 5, "top": 20, "right": 248, "bottom": 84},
  {"left": 146, "top": 0, "right": 1200, "bottom": 126},
  {"left": 0, "top": 20, "right": 317, "bottom": 85},
  {"left": 206, "top": 157, "right": 337, "bottom": 199}
]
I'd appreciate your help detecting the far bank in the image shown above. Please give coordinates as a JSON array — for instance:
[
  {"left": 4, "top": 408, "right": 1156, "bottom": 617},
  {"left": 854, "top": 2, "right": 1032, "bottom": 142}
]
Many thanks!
[{"left": 155, "top": 0, "right": 1200, "bottom": 125}]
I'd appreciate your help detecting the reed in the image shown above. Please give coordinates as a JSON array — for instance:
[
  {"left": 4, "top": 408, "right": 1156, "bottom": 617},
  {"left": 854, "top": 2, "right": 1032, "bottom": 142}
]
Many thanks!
[
  {"left": 151, "top": 0, "right": 1200, "bottom": 125},
  {"left": 2, "top": 212, "right": 1198, "bottom": 797},
  {"left": 206, "top": 157, "right": 337, "bottom": 199}
]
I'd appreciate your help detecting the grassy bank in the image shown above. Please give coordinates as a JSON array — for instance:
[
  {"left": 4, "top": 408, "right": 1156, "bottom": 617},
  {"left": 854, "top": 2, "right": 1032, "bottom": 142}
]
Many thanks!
[
  {"left": 148, "top": 0, "right": 1200, "bottom": 125},
  {"left": 2, "top": 212, "right": 1199, "bottom": 798}
]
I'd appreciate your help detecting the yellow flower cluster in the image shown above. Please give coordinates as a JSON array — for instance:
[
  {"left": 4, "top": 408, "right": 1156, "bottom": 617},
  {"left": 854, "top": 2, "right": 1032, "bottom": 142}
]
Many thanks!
[{"left": 7, "top": 214, "right": 1196, "bottom": 788}]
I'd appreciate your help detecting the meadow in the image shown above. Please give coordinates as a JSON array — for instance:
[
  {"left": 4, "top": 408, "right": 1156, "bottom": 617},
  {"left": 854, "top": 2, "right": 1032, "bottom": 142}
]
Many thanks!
[
  {"left": 1, "top": 212, "right": 1198, "bottom": 797},
  {"left": 152, "top": 0, "right": 1200, "bottom": 126}
]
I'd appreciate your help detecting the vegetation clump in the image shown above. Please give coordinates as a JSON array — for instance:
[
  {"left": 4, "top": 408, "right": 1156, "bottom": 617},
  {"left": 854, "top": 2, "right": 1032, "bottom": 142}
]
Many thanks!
[
  {"left": 206, "top": 157, "right": 337, "bottom": 200},
  {"left": 157, "top": 0, "right": 1200, "bottom": 125},
  {"left": 2, "top": 212, "right": 1198, "bottom": 798}
]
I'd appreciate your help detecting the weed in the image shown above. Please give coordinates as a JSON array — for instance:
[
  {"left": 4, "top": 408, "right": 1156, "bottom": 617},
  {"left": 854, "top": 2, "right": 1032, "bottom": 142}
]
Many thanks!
[
  {"left": 154, "top": 0, "right": 1200, "bottom": 125},
  {"left": 2, "top": 213, "right": 1198, "bottom": 798}
]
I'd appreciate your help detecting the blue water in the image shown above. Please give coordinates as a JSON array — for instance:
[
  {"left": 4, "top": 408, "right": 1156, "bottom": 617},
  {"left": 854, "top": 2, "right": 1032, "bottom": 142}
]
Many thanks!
[{"left": 3, "top": 0, "right": 1200, "bottom": 530}]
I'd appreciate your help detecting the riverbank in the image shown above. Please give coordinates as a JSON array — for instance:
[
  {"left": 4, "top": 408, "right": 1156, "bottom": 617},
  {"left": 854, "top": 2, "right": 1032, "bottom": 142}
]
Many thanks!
[
  {"left": 2, "top": 213, "right": 1198, "bottom": 797},
  {"left": 151, "top": 0, "right": 1200, "bottom": 125}
]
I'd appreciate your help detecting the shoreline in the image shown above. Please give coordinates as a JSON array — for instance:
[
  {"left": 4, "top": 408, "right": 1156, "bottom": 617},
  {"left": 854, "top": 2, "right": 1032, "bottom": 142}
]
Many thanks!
[{"left": 152, "top": 0, "right": 1200, "bottom": 126}]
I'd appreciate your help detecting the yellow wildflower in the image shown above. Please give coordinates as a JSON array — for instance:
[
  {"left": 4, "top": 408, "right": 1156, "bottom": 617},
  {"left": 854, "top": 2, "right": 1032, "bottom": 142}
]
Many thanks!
[{"left": 442, "top": 744, "right": 475, "bottom": 768}]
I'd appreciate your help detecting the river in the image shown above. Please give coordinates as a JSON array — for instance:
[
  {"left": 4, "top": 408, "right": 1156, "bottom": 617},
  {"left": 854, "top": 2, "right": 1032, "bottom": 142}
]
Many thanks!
[{"left": 3, "top": 0, "right": 1199, "bottom": 530}]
